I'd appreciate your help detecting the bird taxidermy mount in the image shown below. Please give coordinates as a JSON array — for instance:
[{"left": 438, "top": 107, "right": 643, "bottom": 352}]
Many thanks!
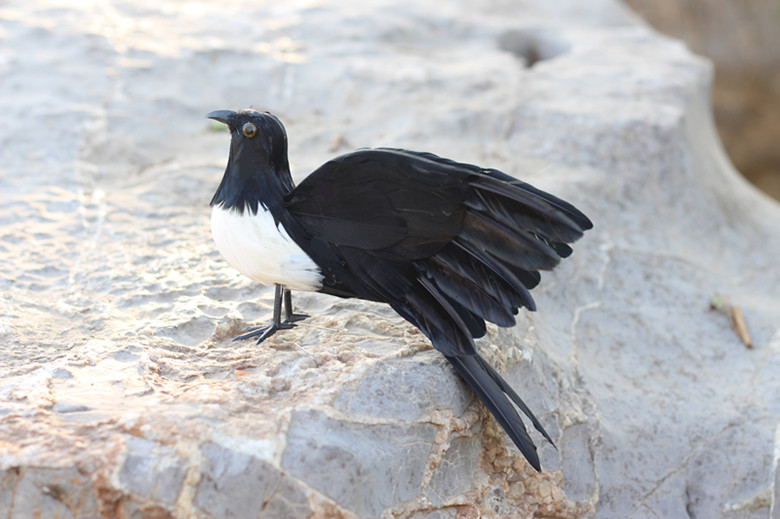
[{"left": 206, "top": 108, "right": 592, "bottom": 472}]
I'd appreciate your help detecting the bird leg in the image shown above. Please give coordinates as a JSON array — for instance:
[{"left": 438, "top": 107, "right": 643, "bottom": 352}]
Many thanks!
[
  {"left": 283, "top": 288, "right": 309, "bottom": 323},
  {"left": 233, "top": 284, "right": 306, "bottom": 345}
]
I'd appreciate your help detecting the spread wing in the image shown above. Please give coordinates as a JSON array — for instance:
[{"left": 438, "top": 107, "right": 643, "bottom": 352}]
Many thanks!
[
  {"left": 284, "top": 148, "right": 592, "bottom": 470},
  {"left": 285, "top": 147, "right": 591, "bottom": 354}
]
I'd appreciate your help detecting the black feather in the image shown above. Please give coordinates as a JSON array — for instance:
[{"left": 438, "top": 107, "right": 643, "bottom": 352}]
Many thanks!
[
  {"left": 471, "top": 176, "right": 589, "bottom": 240},
  {"left": 432, "top": 244, "right": 534, "bottom": 309},
  {"left": 417, "top": 258, "right": 516, "bottom": 327},
  {"left": 465, "top": 188, "right": 579, "bottom": 245},
  {"left": 477, "top": 168, "right": 593, "bottom": 232},
  {"left": 448, "top": 302, "right": 487, "bottom": 338},
  {"left": 474, "top": 355, "right": 555, "bottom": 448},
  {"left": 460, "top": 211, "right": 561, "bottom": 271},
  {"left": 446, "top": 354, "right": 542, "bottom": 471},
  {"left": 509, "top": 266, "right": 542, "bottom": 290}
]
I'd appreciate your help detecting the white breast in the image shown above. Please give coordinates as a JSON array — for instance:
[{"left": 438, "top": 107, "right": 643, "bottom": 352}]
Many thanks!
[{"left": 210, "top": 204, "right": 323, "bottom": 292}]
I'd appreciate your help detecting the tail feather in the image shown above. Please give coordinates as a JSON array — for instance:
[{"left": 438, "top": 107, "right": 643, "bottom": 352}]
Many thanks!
[
  {"left": 474, "top": 355, "right": 555, "bottom": 448},
  {"left": 408, "top": 272, "right": 553, "bottom": 471},
  {"left": 446, "top": 354, "right": 543, "bottom": 471}
]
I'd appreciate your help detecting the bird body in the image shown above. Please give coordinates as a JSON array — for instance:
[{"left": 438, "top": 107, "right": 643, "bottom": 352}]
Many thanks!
[{"left": 207, "top": 109, "right": 592, "bottom": 471}]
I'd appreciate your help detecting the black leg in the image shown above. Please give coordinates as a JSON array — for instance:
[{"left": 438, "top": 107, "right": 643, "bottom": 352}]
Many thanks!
[
  {"left": 233, "top": 284, "right": 297, "bottom": 345},
  {"left": 283, "top": 289, "right": 309, "bottom": 324}
]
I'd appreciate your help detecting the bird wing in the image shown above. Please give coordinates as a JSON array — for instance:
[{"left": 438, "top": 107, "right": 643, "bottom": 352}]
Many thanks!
[
  {"left": 284, "top": 148, "right": 591, "bottom": 470},
  {"left": 285, "top": 148, "right": 592, "bottom": 351},
  {"left": 285, "top": 149, "right": 466, "bottom": 254}
]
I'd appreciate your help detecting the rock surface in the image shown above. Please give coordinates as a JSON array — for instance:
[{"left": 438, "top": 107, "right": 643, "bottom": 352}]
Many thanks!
[{"left": 1, "top": 1, "right": 779, "bottom": 518}]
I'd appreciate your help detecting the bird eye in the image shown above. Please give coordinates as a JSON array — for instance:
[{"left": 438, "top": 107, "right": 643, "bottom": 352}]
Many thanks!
[{"left": 242, "top": 122, "right": 257, "bottom": 138}]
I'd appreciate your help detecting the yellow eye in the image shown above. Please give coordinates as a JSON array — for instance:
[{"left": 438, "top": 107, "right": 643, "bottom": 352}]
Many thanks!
[{"left": 242, "top": 122, "right": 257, "bottom": 138}]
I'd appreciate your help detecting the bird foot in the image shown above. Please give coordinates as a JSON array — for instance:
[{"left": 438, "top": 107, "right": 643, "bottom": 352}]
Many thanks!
[
  {"left": 233, "top": 321, "right": 296, "bottom": 345},
  {"left": 232, "top": 285, "right": 308, "bottom": 345}
]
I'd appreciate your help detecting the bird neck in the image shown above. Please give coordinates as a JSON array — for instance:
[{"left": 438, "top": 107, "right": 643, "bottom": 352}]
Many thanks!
[{"left": 210, "top": 161, "right": 294, "bottom": 222}]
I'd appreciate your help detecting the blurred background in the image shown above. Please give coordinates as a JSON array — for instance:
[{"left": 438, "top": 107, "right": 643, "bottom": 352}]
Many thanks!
[{"left": 625, "top": 0, "right": 780, "bottom": 201}]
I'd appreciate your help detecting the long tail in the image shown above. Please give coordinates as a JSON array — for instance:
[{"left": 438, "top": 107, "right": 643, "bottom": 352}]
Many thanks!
[{"left": 445, "top": 353, "right": 553, "bottom": 471}]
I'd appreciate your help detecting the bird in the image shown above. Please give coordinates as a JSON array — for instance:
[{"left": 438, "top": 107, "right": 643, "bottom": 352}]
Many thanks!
[{"left": 206, "top": 108, "right": 592, "bottom": 471}]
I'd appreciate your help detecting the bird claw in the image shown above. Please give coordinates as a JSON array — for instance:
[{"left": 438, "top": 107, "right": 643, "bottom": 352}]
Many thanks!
[
  {"left": 232, "top": 285, "right": 307, "bottom": 345},
  {"left": 233, "top": 321, "right": 296, "bottom": 345}
]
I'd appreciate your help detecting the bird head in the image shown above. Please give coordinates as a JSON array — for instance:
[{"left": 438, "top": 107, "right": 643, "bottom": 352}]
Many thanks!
[
  {"left": 207, "top": 109, "right": 293, "bottom": 213},
  {"left": 207, "top": 109, "right": 290, "bottom": 172}
]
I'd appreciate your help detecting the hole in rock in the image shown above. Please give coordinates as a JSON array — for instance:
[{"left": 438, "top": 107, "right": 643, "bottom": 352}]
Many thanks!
[{"left": 498, "top": 28, "right": 571, "bottom": 67}]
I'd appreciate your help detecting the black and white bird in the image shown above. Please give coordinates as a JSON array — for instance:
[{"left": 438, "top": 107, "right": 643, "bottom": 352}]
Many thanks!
[{"left": 207, "top": 108, "right": 592, "bottom": 471}]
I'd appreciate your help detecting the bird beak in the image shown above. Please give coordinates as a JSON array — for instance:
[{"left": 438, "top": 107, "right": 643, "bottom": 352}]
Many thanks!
[{"left": 206, "top": 110, "right": 235, "bottom": 124}]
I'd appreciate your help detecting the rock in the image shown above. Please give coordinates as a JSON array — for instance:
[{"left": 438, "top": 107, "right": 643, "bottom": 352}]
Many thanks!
[
  {"left": 282, "top": 409, "right": 436, "bottom": 517},
  {"left": 195, "top": 441, "right": 311, "bottom": 519},
  {"left": 121, "top": 436, "right": 188, "bottom": 507},
  {"left": 1, "top": 0, "right": 779, "bottom": 518}
]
